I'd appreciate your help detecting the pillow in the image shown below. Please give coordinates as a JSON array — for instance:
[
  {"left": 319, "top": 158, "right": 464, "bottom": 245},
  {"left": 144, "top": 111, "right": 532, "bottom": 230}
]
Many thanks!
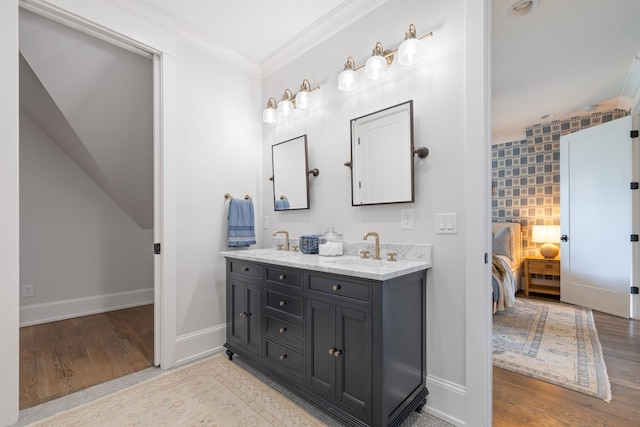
[{"left": 493, "top": 226, "right": 514, "bottom": 262}]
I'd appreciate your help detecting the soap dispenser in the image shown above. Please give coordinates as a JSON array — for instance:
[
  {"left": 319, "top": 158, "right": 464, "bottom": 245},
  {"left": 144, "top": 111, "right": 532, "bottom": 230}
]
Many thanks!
[{"left": 319, "top": 227, "right": 344, "bottom": 256}]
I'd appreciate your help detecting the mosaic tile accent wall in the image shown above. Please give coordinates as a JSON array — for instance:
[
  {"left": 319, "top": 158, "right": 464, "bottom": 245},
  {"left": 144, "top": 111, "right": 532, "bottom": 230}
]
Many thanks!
[{"left": 492, "top": 109, "right": 628, "bottom": 258}]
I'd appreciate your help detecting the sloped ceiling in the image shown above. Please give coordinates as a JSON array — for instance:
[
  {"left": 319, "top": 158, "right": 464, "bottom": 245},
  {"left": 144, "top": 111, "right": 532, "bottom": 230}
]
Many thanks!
[{"left": 19, "top": 9, "right": 153, "bottom": 229}]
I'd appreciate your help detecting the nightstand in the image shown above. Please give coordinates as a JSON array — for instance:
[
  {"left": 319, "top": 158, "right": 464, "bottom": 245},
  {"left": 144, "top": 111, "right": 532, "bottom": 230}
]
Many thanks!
[{"left": 523, "top": 257, "right": 560, "bottom": 296}]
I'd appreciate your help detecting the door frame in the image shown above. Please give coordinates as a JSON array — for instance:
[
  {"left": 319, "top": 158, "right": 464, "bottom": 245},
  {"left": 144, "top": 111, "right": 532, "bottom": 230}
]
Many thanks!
[{"left": 19, "top": 0, "right": 178, "bottom": 369}]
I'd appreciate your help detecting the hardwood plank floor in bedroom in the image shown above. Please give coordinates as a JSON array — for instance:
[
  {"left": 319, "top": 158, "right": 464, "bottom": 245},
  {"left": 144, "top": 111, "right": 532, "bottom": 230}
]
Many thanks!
[
  {"left": 19, "top": 304, "right": 154, "bottom": 410},
  {"left": 493, "top": 308, "right": 640, "bottom": 426}
]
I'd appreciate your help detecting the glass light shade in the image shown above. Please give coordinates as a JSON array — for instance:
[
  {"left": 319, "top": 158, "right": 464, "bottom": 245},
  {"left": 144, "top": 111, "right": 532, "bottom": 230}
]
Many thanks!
[
  {"left": 278, "top": 99, "right": 294, "bottom": 116},
  {"left": 398, "top": 38, "right": 423, "bottom": 66},
  {"left": 338, "top": 69, "right": 358, "bottom": 91},
  {"left": 296, "top": 90, "right": 312, "bottom": 109},
  {"left": 262, "top": 107, "right": 278, "bottom": 124},
  {"left": 365, "top": 55, "right": 387, "bottom": 80}
]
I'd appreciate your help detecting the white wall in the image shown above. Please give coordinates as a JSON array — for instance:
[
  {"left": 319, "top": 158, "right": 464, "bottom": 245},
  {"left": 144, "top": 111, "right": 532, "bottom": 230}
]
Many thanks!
[
  {"left": 0, "top": 0, "right": 19, "bottom": 423},
  {"left": 175, "top": 37, "right": 262, "bottom": 361},
  {"left": 261, "top": 0, "right": 475, "bottom": 423},
  {"left": 19, "top": 110, "right": 154, "bottom": 325}
]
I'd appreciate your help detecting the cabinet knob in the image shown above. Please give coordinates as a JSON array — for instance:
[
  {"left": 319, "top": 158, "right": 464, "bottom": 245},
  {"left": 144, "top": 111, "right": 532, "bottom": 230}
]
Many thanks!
[
  {"left": 332, "top": 284, "right": 341, "bottom": 291},
  {"left": 242, "top": 267, "right": 250, "bottom": 272},
  {"left": 279, "top": 354, "right": 287, "bottom": 361},
  {"left": 279, "top": 300, "right": 287, "bottom": 307},
  {"left": 333, "top": 349, "right": 342, "bottom": 358},
  {"left": 328, "top": 348, "right": 335, "bottom": 355},
  {"left": 278, "top": 274, "right": 286, "bottom": 280},
  {"left": 239, "top": 312, "right": 247, "bottom": 319},
  {"left": 279, "top": 327, "right": 287, "bottom": 334}
]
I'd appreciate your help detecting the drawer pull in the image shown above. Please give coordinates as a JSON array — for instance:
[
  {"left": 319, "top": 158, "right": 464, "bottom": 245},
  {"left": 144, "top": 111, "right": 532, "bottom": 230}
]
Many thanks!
[
  {"left": 239, "top": 312, "right": 248, "bottom": 319},
  {"left": 279, "top": 354, "right": 287, "bottom": 361},
  {"left": 242, "top": 267, "right": 250, "bottom": 272},
  {"left": 279, "top": 274, "right": 286, "bottom": 280},
  {"left": 279, "top": 300, "right": 287, "bottom": 307},
  {"left": 545, "top": 264, "right": 552, "bottom": 268},
  {"left": 279, "top": 327, "right": 287, "bottom": 334},
  {"left": 332, "top": 284, "right": 341, "bottom": 291}
]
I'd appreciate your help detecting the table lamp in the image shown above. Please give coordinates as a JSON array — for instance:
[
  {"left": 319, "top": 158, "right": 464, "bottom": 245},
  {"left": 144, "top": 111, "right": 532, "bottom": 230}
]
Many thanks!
[{"left": 531, "top": 225, "right": 561, "bottom": 258}]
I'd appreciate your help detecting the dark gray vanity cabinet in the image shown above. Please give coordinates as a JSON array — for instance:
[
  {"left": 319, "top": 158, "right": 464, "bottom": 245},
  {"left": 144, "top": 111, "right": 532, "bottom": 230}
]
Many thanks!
[
  {"left": 223, "top": 257, "right": 428, "bottom": 427},
  {"left": 226, "top": 260, "right": 262, "bottom": 357}
]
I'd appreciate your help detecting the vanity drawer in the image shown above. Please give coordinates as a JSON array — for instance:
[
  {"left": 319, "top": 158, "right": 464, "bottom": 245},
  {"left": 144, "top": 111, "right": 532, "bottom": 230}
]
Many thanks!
[
  {"left": 266, "top": 266, "right": 303, "bottom": 288},
  {"left": 265, "top": 340, "right": 303, "bottom": 378},
  {"left": 308, "top": 274, "right": 371, "bottom": 304},
  {"left": 229, "top": 260, "right": 261, "bottom": 278},
  {"left": 265, "top": 315, "right": 303, "bottom": 348},
  {"left": 265, "top": 290, "right": 303, "bottom": 319}
]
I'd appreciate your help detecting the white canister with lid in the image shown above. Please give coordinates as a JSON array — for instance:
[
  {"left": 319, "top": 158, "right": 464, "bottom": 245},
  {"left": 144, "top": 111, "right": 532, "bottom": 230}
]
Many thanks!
[{"left": 319, "top": 227, "right": 344, "bottom": 256}]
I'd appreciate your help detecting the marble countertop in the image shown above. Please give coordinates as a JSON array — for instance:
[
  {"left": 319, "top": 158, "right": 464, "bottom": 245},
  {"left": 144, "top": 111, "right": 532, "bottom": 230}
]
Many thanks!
[{"left": 219, "top": 248, "right": 432, "bottom": 281}]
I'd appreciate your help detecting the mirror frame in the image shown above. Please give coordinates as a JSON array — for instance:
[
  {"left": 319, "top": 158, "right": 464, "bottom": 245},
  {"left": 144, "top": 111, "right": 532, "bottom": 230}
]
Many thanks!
[
  {"left": 271, "top": 134, "right": 310, "bottom": 211},
  {"left": 349, "top": 100, "right": 415, "bottom": 206}
]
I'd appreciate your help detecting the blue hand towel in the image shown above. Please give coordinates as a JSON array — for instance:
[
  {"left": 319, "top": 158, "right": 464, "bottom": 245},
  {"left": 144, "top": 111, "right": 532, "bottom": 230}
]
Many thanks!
[
  {"left": 227, "top": 199, "right": 256, "bottom": 247},
  {"left": 275, "top": 199, "right": 290, "bottom": 210}
]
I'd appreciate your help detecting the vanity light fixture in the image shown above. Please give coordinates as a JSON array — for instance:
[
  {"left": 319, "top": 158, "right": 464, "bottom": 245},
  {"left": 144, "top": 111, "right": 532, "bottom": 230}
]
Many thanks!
[
  {"left": 262, "top": 97, "right": 278, "bottom": 124},
  {"left": 398, "top": 24, "right": 423, "bottom": 66},
  {"left": 338, "top": 24, "right": 433, "bottom": 91},
  {"left": 338, "top": 57, "right": 358, "bottom": 92},
  {"left": 295, "top": 79, "right": 314, "bottom": 110},
  {"left": 278, "top": 89, "right": 295, "bottom": 117},
  {"left": 365, "top": 42, "right": 392, "bottom": 80}
]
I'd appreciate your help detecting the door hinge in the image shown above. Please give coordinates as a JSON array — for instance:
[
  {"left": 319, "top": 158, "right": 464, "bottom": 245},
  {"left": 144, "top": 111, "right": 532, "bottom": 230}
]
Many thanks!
[
  {"left": 154, "top": 243, "right": 161, "bottom": 254},
  {"left": 632, "top": 130, "right": 639, "bottom": 138},
  {"left": 631, "top": 286, "right": 639, "bottom": 295},
  {"left": 632, "top": 182, "right": 639, "bottom": 190},
  {"left": 632, "top": 235, "right": 639, "bottom": 242}
]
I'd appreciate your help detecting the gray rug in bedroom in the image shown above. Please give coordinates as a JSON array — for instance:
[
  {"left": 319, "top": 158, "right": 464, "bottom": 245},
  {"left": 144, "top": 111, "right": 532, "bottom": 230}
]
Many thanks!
[{"left": 493, "top": 298, "right": 611, "bottom": 402}]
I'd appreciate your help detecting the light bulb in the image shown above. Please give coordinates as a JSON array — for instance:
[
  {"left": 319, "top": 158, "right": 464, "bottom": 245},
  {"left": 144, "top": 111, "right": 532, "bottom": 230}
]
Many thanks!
[
  {"left": 398, "top": 38, "right": 423, "bottom": 66},
  {"left": 338, "top": 69, "right": 358, "bottom": 91}
]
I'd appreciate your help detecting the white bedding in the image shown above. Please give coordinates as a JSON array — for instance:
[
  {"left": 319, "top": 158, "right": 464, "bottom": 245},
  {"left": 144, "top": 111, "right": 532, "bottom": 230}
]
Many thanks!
[{"left": 493, "top": 254, "right": 516, "bottom": 312}]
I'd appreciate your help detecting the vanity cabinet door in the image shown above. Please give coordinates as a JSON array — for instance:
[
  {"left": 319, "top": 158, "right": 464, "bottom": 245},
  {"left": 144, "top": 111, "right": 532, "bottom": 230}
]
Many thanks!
[
  {"left": 306, "top": 298, "right": 372, "bottom": 419},
  {"left": 228, "top": 277, "right": 261, "bottom": 357}
]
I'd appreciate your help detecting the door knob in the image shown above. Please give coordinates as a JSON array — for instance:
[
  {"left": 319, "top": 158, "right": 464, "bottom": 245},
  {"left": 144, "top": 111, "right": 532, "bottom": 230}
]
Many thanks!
[{"left": 560, "top": 234, "right": 568, "bottom": 242}]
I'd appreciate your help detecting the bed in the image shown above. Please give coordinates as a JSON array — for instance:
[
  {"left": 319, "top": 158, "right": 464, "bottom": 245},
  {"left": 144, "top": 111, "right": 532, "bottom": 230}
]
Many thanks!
[{"left": 492, "top": 222, "right": 522, "bottom": 313}]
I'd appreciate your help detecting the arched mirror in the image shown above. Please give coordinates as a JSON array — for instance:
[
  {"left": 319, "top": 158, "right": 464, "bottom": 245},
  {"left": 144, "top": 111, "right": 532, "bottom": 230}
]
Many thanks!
[
  {"left": 350, "top": 100, "right": 422, "bottom": 206},
  {"left": 271, "top": 135, "right": 312, "bottom": 210}
]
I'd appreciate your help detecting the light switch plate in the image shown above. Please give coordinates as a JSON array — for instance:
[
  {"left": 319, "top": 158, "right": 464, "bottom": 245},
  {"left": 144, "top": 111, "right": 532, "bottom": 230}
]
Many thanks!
[
  {"left": 435, "top": 213, "right": 457, "bottom": 234},
  {"left": 262, "top": 216, "right": 269, "bottom": 229}
]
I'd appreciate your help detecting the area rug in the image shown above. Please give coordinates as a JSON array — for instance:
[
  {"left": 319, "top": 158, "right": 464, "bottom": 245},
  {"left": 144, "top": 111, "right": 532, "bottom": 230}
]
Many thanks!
[
  {"left": 493, "top": 298, "right": 611, "bottom": 402},
  {"left": 29, "top": 353, "right": 326, "bottom": 426}
]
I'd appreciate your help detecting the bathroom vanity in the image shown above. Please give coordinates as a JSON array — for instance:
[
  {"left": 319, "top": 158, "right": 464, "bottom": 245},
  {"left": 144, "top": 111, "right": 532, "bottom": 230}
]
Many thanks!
[{"left": 220, "top": 249, "right": 431, "bottom": 427}]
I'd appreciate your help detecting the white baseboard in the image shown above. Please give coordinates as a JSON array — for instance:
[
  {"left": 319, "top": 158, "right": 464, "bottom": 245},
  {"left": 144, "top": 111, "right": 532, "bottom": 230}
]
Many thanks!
[
  {"left": 425, "top": 374, "right": 466, "bottom": 427},
  {"left": 19, "top": 288, "right": 153, "bottom": 327},
  {"left": 176, "top": 324, "right": 226, "bottom": 365}
]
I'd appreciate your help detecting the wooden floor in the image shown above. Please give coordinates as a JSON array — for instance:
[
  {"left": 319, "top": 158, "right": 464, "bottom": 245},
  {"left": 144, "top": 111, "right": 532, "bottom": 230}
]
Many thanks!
[
  {"left": 493, "top": 298, "right": 640, "bottom": 426},
  {"left": 20, "top": 305, "right": 154, "bottom": 410}
]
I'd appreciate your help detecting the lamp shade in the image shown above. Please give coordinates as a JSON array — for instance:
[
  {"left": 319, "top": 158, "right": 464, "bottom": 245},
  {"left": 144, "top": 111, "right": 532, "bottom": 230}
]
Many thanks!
[
  {"left": 532, "top": 225, "right": 561, "bottom": 258},
  {"left": 398, "top": 38, "right": 423, "bottom": 66},
  {"left": 278, "top": 99, "right": 294, "bottom": 116},
  {"left": 296, "top": 90, "right": 312, "bottom": 109},
  {"left": 365, "top": 55, "right": 387, "bottom": 80},
  {"left": 338, "top": 69, "right": 358, "bottom": 91},
  {"left": 262, "top": 107, "right": 278, "bottom": 123}
]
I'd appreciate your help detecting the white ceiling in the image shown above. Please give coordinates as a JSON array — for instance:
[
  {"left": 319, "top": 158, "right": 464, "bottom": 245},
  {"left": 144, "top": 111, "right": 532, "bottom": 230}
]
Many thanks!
[{"left": 113, "top": 0, "right": 640, "bottom": 139}]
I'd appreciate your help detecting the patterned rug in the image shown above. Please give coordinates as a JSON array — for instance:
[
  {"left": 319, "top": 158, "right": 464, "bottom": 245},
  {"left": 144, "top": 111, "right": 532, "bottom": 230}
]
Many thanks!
[
  {"left": 493, "top": 298, "right": 611, "bottom": 402},
  {"left": 29, "top": 354, "right": 326, "bottom": 426}
]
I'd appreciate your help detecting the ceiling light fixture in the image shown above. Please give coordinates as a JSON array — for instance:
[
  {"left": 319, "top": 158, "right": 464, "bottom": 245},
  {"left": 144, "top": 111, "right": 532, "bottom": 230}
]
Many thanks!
[
  {"left": 262, "top": 97, "right": 278, "bottom": 124},
  {"left": 262, "top": 80, "right": 320, "bottom": 124},
  {"left": 540, "top": 113, "right": 555, "bottom": 120},
  {"left": 507, "top": 0, "right": 539, "bottom": 17},
  {"left": 338, "top": 24, "right": 433, "bottom": 92},
  {"left": 584, "top": 104, "right": 599, "bottom": 112},
  {"left": 338, "top": 57, "right": 358, "bottom": 92}
]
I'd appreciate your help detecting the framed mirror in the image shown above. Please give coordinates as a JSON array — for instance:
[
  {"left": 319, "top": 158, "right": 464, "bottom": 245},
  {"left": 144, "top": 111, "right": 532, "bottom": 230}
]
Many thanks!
[
  {"left": 271, "top": 135, "right": 310, "bottom": 211},
  {"left": 350, "top": 100, "right": 415, "bottom": 206}
]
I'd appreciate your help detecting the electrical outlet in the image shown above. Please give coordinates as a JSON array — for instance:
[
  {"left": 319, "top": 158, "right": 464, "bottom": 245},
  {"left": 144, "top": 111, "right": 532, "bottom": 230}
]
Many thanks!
[
  {"left": 22, "top": 284, "right": 34, "bottom": 298},
  {"left": 401, "top": 209, "right": 414, "bottom": 230}
]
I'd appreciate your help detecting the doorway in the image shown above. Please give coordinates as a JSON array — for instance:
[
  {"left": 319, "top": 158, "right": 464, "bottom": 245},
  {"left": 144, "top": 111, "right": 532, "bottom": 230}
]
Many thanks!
[{"left": 18, "top": 6, "right": 159, "bottom": 409}]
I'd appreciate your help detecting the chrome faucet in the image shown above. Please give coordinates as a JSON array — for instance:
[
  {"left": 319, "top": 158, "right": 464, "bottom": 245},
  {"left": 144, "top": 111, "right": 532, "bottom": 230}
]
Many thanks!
[
  {"left": 363, "top": 232, "right": 381, "bottom": 260},
  {"left": 273, "top": 230, "right": 290, "bottom": 251}
]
